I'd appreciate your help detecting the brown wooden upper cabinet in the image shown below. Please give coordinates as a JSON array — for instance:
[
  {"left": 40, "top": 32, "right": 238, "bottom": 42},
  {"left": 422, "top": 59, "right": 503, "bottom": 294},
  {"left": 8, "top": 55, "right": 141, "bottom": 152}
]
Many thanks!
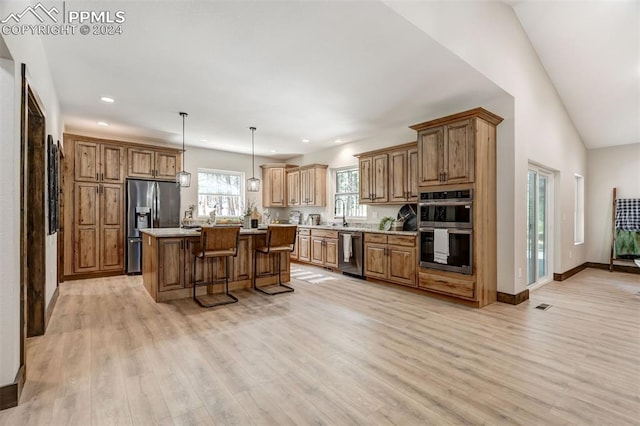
[
  {"left": 261, "top": 163, "right": 298, "bottom": 207},
  {"left": 286, "top": 169, "right": 300, "bottom": 206},
  {"left": 287, "top": 164, "right": 328, "bottom": 207},
  {"left": 74, "top": 140, "right": 125, "bottom": 183},
  {"left": 355, "top": 142, "right": 417, "bottom": 205},
  {"left": 388, "top": 144, "right": 418, "bottom": 203},
  {"left": 358, "top": 154, "right": 388, "bottom": 204},
  {"left": 128, "top": 148, "right": 181, "bottom": 180},
  {"left": 414, "top": 119, "right": 474, "bottom": 187}
]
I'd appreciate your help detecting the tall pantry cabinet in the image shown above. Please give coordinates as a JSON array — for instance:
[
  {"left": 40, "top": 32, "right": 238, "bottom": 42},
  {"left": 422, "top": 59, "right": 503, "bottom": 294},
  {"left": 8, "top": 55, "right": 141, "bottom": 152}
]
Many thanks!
[
  {"left": 63, "top": 134, "right": 182, "bottom": 279},
  {"left": 71, "top": 139, "right": 126, "bottom": 273},
  {"left": 410, "top": 107, "right": 503, "bottom": 307}
]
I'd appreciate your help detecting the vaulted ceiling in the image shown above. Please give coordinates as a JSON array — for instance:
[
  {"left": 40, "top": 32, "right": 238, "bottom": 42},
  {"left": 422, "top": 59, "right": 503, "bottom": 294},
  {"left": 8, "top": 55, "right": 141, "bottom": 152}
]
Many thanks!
[{"left": 35, "top": 1, "right": 638, "bottom": 157}]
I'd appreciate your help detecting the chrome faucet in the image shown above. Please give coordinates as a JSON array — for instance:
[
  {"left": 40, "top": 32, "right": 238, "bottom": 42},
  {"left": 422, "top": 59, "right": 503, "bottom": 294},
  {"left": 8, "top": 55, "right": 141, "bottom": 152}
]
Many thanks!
[{"left": 335, "top": 198, "right": 348, "bottom": 228}]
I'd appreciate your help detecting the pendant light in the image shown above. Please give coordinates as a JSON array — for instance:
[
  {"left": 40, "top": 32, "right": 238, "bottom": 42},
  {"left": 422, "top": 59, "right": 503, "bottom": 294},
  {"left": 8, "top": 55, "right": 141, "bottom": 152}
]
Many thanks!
[
  {"left": 246, "top": 126, "right": 260, "bottom": 192},
  {"left": 176, "top": 112, "right": 191, "bottom": 187}
]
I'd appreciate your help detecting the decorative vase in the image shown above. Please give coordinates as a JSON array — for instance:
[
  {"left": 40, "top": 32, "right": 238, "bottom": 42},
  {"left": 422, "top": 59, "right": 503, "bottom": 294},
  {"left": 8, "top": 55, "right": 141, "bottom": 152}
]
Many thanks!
[{"left": 244, "top": 215, "right": 251, "bottom": 229}]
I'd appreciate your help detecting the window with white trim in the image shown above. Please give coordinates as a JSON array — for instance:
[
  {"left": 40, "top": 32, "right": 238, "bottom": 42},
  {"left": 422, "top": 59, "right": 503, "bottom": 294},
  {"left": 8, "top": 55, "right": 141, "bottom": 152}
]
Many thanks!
[
  {"left": 197, "top": 169, "right": 244, "bottom": 217},
  {"left": 334, "top": 167, "right": 366, "bottom": 218},
  {"left": 574, "top": 174, "right": 584, "bottom": 244}
]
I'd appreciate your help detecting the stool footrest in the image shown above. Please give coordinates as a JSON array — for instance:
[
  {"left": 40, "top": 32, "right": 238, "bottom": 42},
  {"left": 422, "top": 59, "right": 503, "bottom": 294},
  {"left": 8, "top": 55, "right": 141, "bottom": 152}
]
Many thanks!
[
  {"left": 254, "top": 284, "right": 294, "bottom": 296},
  {"left": 194, "top": 292, "right": 238, "bottom": 308}
]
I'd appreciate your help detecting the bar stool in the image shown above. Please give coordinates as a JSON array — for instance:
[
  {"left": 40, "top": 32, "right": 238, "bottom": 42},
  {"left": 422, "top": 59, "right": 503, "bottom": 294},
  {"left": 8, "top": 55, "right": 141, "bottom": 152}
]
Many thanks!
[
  {"left": 253, "top": 225, "right": 297, "bottom": 295},
  {"left": 192, "top": 226, "right": 241, "bottom": 308}
]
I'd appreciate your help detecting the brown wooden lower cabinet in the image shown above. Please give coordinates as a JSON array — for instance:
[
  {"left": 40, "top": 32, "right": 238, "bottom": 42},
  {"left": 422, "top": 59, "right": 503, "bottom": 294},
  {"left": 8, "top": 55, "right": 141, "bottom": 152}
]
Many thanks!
[
  {"left": 233, "top": 235, "right": 252, "bottom": 281},
  {"left": 418, "top": 270, "right": 475, "bottom": 300},
  {"left": 158, "top": 238, "right": 185, "bottom": 292},
  {"left": 309, "top": 229, "right": 338, "bottom": 269},
  {"left": 143, "top": 232, "right": 289, "bottom": 302},
  {"left": 364, "top": 233, "right": 416, "bottom": 287},
  {"left": 298, "top": 231, "right": 311, "bottom": 262},
  {"left": 73, "top": 181, "right": 124, "bottom": 274}
]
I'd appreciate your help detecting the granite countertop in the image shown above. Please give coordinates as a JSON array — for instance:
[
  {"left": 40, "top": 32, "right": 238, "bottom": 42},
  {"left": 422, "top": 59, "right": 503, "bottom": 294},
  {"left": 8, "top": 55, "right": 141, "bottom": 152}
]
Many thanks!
[
  {"left": 296, "top": 224, "right": 417, "bottom": 236},
  {"left": 141, "top": 225, "right": 416, "bottom": 238},
  {"left": 140, "top": 227, "right": 267, "bottom": 238}
]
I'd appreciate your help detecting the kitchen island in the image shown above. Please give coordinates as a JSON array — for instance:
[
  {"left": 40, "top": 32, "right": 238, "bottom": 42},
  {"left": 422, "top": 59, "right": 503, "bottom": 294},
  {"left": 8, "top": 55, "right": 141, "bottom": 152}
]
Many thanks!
[{"left": 140, "top": 228, "right": 290, "bottom": 302}]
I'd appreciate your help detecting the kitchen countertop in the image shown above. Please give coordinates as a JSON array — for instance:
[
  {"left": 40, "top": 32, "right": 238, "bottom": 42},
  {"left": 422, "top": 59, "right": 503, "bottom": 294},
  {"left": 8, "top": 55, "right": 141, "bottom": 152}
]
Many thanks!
[
  {"left": 296, "top": 224, "right": 417, "bottom": 236},
  {"left": 140, "top": 227, "right": 267, "bottom": 238},
  {"left": 140, "top": 225, "right": 417, "bottom": 238}
]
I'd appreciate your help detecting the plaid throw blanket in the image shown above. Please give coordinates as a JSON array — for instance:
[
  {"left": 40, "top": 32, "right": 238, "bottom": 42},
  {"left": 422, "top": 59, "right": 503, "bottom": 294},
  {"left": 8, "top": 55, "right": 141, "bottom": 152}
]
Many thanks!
[{"left": 615, "top": 199, "right": 640, "bottom": 231}]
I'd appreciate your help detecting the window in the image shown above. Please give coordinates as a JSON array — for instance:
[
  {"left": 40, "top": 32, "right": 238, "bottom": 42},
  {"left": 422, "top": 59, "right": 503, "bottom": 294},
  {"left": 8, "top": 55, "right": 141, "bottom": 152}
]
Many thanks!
[
  {"left": 334, "top": 168, "right": 366, "bottom": 218},
  {"left": 197, "top": 169, "right": 244, "bottom": 217},
  {"left": 574, "top": 174, "right": 584, "bottom": 244}
]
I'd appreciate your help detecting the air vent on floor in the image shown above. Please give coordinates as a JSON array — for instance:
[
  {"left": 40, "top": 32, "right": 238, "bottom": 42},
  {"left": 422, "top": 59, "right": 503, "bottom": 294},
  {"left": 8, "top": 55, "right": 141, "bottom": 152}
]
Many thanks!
[{"left": 535, "top": 303, "right": 552, "bottom": 311}]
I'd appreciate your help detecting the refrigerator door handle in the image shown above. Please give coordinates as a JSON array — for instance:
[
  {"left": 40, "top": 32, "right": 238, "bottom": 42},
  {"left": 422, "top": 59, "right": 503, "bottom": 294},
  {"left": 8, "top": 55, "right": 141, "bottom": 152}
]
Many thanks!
[{"left": 152, "top": 181, "right": 159, "bottom": 228}]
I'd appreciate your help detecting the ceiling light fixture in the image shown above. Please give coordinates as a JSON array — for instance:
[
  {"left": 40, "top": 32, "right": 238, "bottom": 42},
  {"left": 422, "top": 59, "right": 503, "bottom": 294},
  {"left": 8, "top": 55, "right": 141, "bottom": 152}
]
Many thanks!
[
  {"left": 176, "top": 112, "right": 191, "bottom": 187},
  {"left": 247, "top": 126, "right": 260, "bottom": 192},
  {"left": 302, "top": 139, "right": 310, "bottom": 143},
  {"left": 100, "top": 96, "right": 114, "bottom": 103},
  {"left": 334, "top": 139, "right": 342, "bottom": 144},
  {"left": 97, "top": 121, "right": 109, "bottom": 126}
]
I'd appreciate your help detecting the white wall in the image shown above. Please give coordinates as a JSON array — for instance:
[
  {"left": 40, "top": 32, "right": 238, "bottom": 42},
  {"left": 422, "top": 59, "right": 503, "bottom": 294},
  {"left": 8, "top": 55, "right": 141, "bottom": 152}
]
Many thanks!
[
  {"left": 586, "top": 144, "right": 640, "bottom": 263},
  {"left": 0, "top": 28, "right": 63, "bottom": 385},
  {"left": 179, "top": 145, "right": 272, "bottom": 217},
  {"left": 385, "top": 1, "right": 588, "bottom": 294},
  {"left": 286, "top": 125, "right": 416, "bottom": 225},
  {"left": 0, "top": 55, "right": 20, "bottom": 387}
]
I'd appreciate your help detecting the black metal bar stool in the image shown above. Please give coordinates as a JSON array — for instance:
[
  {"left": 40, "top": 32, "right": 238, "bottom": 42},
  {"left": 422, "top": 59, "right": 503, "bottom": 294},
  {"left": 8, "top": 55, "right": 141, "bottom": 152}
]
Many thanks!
[
  {"left": 253, "top": 225, "right": 297, "bottom": 295},
  {"left": 192, "top": 226, "right": 241, "bottom": 308}
]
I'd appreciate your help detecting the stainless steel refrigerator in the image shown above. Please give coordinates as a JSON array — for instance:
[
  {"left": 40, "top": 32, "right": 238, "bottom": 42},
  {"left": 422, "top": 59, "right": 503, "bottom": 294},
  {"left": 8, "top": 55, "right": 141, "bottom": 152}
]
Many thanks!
[{"left": 126, "top": 179, "right": 181, "bottom": 274}]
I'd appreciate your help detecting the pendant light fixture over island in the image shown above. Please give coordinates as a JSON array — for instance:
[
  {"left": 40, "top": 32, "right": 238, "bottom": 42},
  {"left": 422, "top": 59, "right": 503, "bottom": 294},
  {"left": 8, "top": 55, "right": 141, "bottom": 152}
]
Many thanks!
[
  {"left": 176, "top": 111, "right": 191, "bottom": 187},
  {"left": 247, "top": 126, "right": 260, "bottom": 192}
]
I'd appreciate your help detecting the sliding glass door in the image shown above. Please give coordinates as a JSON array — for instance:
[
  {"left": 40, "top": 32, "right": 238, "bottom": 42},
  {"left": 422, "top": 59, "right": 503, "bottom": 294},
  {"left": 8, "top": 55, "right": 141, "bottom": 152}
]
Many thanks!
[{"left": 527, "top": 167, "right": 553, "bottom": 286}]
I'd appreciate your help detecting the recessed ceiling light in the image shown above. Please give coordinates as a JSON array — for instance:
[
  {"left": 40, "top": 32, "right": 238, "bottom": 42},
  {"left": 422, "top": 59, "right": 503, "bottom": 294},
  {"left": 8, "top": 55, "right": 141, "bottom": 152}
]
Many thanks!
[
  {"left": 100, "top": 97, "right": 114, "bottom": 103},
  {"left": 270, "top": 149, "right": 276, "bottom": 153},
  {"left": 97, "top": 121, "right": 109, "bottom": 126},
  {"left": 334, "top": 139, "right": 342, "bottom": 144},
  {"left": 302, "top": 139, "right": 310, "bottom": 143},
  {"left": 200, "top": 139, "right": 208, "bottom": 142}
]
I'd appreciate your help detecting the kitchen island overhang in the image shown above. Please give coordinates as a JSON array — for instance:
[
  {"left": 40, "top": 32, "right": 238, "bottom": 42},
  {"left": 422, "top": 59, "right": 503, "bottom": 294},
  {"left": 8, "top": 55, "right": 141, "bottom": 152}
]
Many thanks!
[{"left": 139, "top": 228, "right": 291, "bottom": 302}]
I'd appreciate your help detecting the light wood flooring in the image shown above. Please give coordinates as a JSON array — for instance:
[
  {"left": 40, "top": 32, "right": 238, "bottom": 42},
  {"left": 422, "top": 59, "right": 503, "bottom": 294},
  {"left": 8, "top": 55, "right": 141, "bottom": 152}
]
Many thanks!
[{"left": 1, "top": 266, "right": 639, "bottom": 425}]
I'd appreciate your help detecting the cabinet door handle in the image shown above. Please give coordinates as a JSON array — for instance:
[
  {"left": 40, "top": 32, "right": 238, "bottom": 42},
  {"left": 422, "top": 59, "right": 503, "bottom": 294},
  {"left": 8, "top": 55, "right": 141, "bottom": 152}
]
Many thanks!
[
  {"left": 96, "top": 172, "right": 99, "bottom": 181},
  {"left": 101, "top": 173, "right": 104, "bottom": 181}
]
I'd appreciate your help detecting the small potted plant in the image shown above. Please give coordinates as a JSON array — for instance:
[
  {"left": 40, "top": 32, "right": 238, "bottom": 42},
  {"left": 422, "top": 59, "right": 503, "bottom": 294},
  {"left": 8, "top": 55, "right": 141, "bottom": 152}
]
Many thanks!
[
  {"left": 378, "top": 216, "right": 395, "bottom": 231},
  {"left": 244, "top": 199, "right": 256, "bottom": 228}
]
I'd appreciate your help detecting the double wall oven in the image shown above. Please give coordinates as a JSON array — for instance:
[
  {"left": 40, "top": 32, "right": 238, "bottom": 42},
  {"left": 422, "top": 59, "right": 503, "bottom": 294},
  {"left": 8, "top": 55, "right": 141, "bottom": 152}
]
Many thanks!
[{"left": 419, "top": 189, "right": 473, "bottom": 274}]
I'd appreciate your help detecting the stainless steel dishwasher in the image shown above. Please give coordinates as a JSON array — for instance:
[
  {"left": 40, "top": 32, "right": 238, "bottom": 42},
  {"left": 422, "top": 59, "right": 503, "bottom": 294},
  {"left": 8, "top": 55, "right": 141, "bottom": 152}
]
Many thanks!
[{"left": 338, "top": 230, "right": 364, "bottom": 278}]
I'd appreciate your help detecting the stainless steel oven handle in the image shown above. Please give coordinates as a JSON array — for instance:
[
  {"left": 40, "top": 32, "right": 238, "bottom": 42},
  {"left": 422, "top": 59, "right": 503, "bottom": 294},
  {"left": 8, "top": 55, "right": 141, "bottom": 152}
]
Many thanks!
[
  {"left": 419, "top": 200, "right": 472, "bottom": 206},
  {"left": 419, "top": 227, "right": 472, "bottom": 234}
]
